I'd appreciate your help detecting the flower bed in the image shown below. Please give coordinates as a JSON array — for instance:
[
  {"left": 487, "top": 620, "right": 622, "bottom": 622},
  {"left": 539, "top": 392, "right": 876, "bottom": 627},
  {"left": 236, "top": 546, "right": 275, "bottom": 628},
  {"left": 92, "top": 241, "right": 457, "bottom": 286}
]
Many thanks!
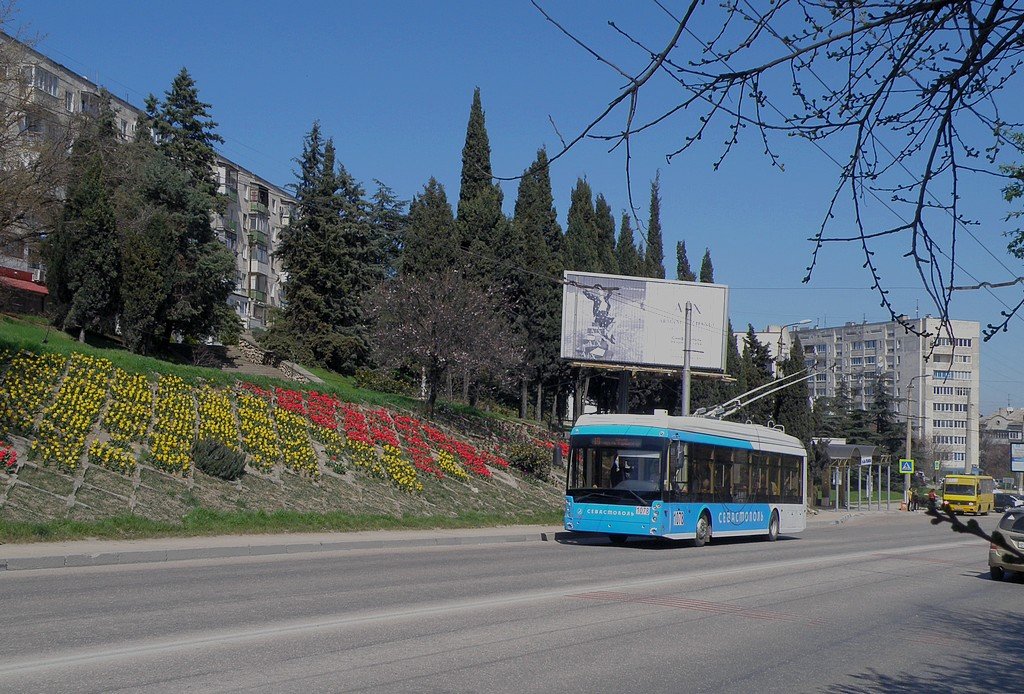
[
  {"left": 276, "top": 409, "right": 319, "bottom": 478},
  {"left": 339, "top": 404, "right": 382, "bottom": 476},
  {"left": 366, "top": 408, "right": 423, "bottom": 491},
  {"left": 236, "top": 392, "right": 280, "bottom": 472},
  {"left": 103, "top": 368, "right": 153, "bottom": 443},
  {"left": 421, "top": 422, "right": 492, "bottom": 477},
  {"left": 306, "top": 392, "right": 345, "bottom": 469},
  {"left": 148, "top": 375, "right": 196, "bottom": 475},
  {"left": 0, "top": 352, "right": 66, "bottom": 436},
  {"left": 87, "top": 439, "right": 136, "bottom": 476},
  {"left": 1, "top": 442, "right": 17, "bottom": 473},
  {"left": 30, "top": 353, "right": 111, "bottom": 472},
  {"left": 393, "top": 414, "right": 442, "bottom": 478},
  {"left": 275, "top": 387, "right": 305, "bottom": 415},
  {"left": 197, "top": 386, "right": 239, "bottom": 450}
]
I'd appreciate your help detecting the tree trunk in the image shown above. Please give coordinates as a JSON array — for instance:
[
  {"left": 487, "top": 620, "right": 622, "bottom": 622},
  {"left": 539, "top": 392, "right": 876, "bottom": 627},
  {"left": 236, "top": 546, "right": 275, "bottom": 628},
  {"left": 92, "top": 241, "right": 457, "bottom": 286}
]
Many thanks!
[
  {"left": 535, "top": 382, "right": 543, "bottom": 422},
  {"left": 78, "top": 326, "right": 85, "bottom": 343},
  {"left": 446, "top": 371, "right": 453, "bottom": 400},
  {"left": 462, "top": 369, "right": 470, "bottom": 402},
  {"left": 520, "top": 378, "right": 528, "bottom": 419}
]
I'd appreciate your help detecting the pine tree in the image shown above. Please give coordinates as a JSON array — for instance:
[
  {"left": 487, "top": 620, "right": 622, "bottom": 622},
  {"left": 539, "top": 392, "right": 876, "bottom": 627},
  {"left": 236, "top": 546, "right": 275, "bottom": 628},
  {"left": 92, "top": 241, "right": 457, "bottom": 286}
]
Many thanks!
[
  {"left": 676, "top": 240, "right": 696, "bottom": 281},
  {"left": 615, "top": 213, "right": 641, "bottom": 276},
  {"left": 140, "top": 69, "right": 236, "bottom": 346},
  {"left": 47, "top": 95, "right": 121, "bottom": 342},
  {"left": 594, "top": 193, "right": 619, "bottom": 274},
  {"left": 268, "top": 125, "right": 373, "bottom": 372},
  {"left": 773, "top": 334, "right": 812, "bottom": 441},
  {"left": 644, "top": 173, "right": 665, "bottom": 278},
  {"left": 563, "top": 178, "right": 599, "bottom": 272},
  {"left": 456, "top": 88, "right": 504, "bottom": 287},
  {"left": 401, "top": 177, "right": 457, "bottom": 277},
  {"left": 144, "top": 68, "right": 223, "bottom": 193},
  {"left": 368, "top": 180, "right": 406, "bottom": 278},
  {"left": 870, "top": 372, "right": 902, "bottom": 455},
  {"left": 739, "top": 325, "right": 774, "bottom": 423},
  {"left": 699, "top": 248, "right": 715, "bottom": 283}
]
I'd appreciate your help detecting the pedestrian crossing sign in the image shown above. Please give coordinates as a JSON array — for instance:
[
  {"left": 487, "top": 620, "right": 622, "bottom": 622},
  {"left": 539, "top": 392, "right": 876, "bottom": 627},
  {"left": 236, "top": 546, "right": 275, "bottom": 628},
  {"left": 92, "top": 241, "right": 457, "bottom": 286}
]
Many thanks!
[{"left": 899, "top": 458, "right": 914, "bottom": 474}]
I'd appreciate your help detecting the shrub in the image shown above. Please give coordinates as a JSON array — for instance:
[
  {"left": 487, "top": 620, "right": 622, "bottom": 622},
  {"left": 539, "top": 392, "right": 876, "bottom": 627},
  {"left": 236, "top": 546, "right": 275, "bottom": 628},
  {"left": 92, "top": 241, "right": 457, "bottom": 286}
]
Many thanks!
[
  {"left": 354, "top": 368, "right": 414, "bottom": 396},
  {"left": 193, "top": 438, "right": 248, "bottom": 481},
  {"left": 506, "top": 443, "right": 551, "bottom": 480}
]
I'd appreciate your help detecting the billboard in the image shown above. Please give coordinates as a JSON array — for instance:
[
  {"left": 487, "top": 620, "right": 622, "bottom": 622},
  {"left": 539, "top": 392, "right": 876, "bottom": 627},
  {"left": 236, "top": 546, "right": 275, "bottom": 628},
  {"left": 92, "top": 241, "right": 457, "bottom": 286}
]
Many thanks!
[
  {"left": 1012, "top": 443, "right": 1024, "bottom": 473},
  {"left": 560, "top": 271, "right": 729, "bottom": 371}
]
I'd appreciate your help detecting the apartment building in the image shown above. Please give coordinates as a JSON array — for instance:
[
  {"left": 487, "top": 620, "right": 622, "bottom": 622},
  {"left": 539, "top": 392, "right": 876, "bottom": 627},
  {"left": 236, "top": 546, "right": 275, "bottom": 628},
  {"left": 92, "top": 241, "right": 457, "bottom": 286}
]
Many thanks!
[
  {"left": 980, "top": 408, "right": 1024, "bottom": 444},
  {"left": 794, "top": 317, "right": 981, "bottom": 473},
  {"left": 0, "top": 32, "right": 294, "bottom": 331}
]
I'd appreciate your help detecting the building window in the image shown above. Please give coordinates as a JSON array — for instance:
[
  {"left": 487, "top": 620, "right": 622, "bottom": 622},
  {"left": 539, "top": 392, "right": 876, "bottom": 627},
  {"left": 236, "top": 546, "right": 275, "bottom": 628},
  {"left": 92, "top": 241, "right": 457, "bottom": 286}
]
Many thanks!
[
  {"left": 864, "top": 340, "right": 877, "bottom": 349},
  {"left": 853, "top": 341, "right": 863, "bottom": 350},
  {"left": 864, "top": 355, "right": 876, "bottom": 365},
  {"left": 815, "top": 344, "right": 828, "bottom": 354},
  {"left": 29, "top": 65, "right": 60, "bottom": 97},
  {"left": 955, "top": 387, "right": 970, "bottom": 396},
  {"left": 934, "top": 386, "right": 953, "bottom": 396},
  {"left": 954, "top": 354, "right": 972, "bottom": 363},
  {"left": 65, "top": 90, "right": 75, "bottom": 112}
]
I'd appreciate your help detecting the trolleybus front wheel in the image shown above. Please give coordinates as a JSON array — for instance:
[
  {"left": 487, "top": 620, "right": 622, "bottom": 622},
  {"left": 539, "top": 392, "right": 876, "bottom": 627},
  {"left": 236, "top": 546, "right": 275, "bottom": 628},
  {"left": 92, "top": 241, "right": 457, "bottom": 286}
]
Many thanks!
[
  {"left": 693, "top": 513, "right": 711, "bottom": 547},
  {"left": 766, "top": 511, "right": 780, "bottom": 542}
]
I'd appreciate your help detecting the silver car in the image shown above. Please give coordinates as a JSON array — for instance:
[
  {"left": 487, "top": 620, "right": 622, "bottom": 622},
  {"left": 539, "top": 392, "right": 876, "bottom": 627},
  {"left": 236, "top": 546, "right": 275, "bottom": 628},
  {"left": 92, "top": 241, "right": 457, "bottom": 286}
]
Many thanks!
[{"left": 990, "top": 508, "right": 1024, "bottom": 580}]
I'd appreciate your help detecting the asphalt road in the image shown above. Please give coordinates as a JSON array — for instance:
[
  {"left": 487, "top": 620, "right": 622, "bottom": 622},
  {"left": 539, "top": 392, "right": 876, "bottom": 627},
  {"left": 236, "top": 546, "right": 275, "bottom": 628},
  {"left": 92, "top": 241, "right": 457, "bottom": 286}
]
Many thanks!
[{"left": 1, "top": 513, "right": 1020, "bottom": 693}]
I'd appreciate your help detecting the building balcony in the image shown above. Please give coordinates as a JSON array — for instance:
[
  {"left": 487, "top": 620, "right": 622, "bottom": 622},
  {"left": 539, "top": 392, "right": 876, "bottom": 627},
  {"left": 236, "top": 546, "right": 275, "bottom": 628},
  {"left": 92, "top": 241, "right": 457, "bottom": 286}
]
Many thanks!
[
  {"left": 248, "top": 288, "right": 267, "bottom": 303},
  {"left": 248, "top": 230, "right": 268, "bottom": 247},
  {"left": 250, "top": 201, "right": 269, "bottom": 215}
]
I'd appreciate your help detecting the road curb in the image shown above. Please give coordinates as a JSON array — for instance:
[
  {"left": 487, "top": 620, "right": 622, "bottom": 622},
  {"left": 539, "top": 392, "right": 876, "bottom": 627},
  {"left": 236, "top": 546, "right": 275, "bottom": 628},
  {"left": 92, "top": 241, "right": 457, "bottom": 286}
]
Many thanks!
[{"left": 0, "top": 531, "right": 551, "bottom": 571}]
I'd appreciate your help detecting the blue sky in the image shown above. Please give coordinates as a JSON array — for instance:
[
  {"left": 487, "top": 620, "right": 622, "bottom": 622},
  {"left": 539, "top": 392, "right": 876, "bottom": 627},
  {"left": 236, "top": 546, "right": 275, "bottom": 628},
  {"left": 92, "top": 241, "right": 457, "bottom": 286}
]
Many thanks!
[{"left": 12, "top": 1, "right": 1024, "bottom": 414}]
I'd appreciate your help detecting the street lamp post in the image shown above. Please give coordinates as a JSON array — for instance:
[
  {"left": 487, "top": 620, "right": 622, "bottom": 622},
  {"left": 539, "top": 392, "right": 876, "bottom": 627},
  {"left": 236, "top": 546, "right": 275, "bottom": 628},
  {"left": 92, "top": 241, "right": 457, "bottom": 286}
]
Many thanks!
[
  {"left": 775, "top": 320, "right": 812, "bottom": 376},
  {"left": 905, "top": 374, "right": 929, "bottom": 508}
]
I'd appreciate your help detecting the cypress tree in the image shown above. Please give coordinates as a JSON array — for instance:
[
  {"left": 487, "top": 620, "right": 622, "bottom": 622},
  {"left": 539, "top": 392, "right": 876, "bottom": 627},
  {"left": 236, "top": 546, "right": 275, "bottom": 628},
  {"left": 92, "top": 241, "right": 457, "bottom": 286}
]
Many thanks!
[
  {"left": 615, "top": 213, "right": 641, "bottom": 276},
  {"left": 563, "top": 178, "right": 599, "bottom": 272},
  {"left": 401, "top": 177, "right": 457, "bottom": 278},
  {"left": 699, "top": 248, "right": 715, "bottom": 283},
  {"left": 456, "top": 87, "right": 504, "bottom": 286},
  {"left": 644, "top": 173, "right": 666, "bottom": 278},
  {"left": 510, "top": 151, "right": 564, "bottom": 417},
  {"left": 676, "top": 240, "right": 696, "bottom": 282},
  {"left": 594, "top": 193, "right": 619, "bottom": 274},
  {"left": 47, "top": 95, "right": 121, "bottom": 342}
]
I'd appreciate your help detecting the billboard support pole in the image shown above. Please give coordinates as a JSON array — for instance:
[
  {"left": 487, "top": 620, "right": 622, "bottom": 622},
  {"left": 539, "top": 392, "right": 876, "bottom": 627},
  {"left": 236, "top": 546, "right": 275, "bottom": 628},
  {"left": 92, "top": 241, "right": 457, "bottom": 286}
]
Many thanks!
[
  {"left": 617, "top": 372, "right": 629, "bottom": 414},
  {"left": 681, "top": 301, "right": 692, "bottom": 416}
]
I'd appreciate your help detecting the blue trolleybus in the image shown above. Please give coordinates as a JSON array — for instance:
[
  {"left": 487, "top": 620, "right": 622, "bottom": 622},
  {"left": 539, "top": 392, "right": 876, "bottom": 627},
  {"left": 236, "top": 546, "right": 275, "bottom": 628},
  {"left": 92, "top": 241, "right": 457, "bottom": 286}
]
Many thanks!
[{"left": 564, "top": 411, "right": 807, "bottom": 545}]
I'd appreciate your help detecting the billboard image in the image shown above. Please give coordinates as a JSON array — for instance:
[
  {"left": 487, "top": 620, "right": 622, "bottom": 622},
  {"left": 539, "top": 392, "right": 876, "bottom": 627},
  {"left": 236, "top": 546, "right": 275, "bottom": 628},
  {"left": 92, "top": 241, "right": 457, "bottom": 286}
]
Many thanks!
[
  {"left": 560, "top": 271, "right": 729, "bottom": 371},
  {"left": 1012, "top": 443, "right": 1024, "bottom": 473}
]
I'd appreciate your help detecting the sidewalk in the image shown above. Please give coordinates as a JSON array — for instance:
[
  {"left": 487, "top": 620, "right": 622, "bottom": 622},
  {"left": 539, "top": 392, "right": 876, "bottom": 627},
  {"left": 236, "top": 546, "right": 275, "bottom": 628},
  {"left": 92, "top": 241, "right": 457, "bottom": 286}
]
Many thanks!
[
  {"left": 0, "top": 509, "right": 901, "bottom": 572},
  {"left": 0, "top": 525, "right": 565, "bottom": 572}
]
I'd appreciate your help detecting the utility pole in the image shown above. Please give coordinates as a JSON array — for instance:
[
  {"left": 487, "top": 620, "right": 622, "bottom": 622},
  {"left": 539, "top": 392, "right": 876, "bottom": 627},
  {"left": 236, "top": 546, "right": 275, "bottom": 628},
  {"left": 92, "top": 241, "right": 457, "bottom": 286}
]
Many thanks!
[
  {"left": 681, "top": 301, "right": 692, "bottom": 416},
  {"left": 905, "top": 374, "right": 929, "bottom": 509}
]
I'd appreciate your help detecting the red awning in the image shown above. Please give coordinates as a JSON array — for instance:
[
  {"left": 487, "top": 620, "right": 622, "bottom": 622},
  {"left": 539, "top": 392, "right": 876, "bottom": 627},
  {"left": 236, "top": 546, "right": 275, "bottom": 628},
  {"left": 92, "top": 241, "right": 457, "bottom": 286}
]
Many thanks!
[{"left": 0, "top": 276, "right": 49, "bottom": 296}]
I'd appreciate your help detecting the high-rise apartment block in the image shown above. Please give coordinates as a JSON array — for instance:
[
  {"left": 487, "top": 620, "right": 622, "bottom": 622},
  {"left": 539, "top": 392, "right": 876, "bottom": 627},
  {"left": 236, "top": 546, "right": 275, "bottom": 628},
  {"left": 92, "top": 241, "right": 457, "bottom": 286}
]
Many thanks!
[
  {"left": 794, "top": 317, "right": 981, "bottom": 473},
  {"left": 0, "top": 32, "right": 295, "bottom": 331}
]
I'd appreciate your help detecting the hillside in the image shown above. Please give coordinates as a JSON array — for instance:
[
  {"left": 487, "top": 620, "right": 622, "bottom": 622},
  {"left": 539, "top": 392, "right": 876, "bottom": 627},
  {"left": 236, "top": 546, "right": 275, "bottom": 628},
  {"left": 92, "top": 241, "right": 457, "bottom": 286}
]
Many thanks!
[{"left": 0, "top": 318, "right": 567, "bottom": 538}]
